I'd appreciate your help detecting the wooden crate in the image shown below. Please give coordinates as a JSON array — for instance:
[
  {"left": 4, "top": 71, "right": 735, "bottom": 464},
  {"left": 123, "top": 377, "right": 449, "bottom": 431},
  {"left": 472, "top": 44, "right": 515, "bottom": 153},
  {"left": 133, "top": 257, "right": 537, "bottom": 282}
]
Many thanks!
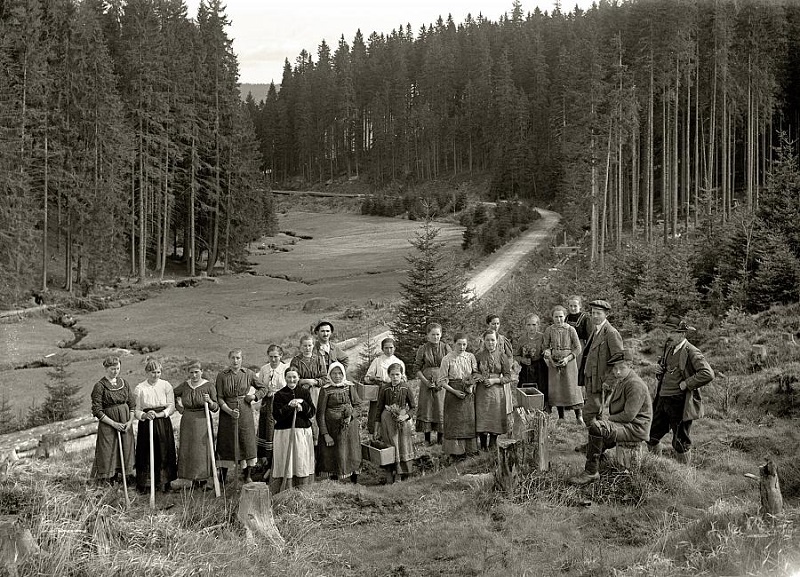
[
  {"left": 356, "top": 382, "right": 379, "bottom": 402},
  {"left": 361, "top": 443, "right": 396, "bottom": 466},
  {"left": 514, "top": 386, "right": 544, "bottom": 411}
]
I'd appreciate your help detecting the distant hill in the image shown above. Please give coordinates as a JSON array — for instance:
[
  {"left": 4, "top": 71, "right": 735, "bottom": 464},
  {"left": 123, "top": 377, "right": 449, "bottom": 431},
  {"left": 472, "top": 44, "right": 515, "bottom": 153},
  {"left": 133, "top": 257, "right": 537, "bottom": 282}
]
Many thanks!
[{"left": 239, "top": 83, "right": 276, "bottom": 103}]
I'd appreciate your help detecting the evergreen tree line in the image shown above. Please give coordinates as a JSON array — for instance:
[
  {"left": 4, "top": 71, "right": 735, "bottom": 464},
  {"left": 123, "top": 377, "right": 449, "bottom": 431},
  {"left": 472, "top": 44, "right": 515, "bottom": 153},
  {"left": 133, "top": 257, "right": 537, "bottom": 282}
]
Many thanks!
[
  {"left": 0, "top": 0, "right": 276, "bottom": 306},
  {"left": 247, "top": 0, "right": 800, "bottom": 263},
  {"left": 460, "top": 200, "right": 540, "bottom": 254}
]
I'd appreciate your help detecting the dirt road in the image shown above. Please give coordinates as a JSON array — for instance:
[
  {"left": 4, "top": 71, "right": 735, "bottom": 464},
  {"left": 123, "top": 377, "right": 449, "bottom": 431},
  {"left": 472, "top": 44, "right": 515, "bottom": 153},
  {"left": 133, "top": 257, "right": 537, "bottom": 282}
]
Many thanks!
[{"left": 346, "top": 207, "right": 560, "bottom": 365}]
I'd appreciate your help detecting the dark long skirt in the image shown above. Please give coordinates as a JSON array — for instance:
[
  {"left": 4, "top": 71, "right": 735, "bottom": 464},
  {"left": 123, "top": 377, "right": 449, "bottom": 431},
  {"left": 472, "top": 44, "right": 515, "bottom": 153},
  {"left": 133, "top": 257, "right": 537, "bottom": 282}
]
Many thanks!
[
  {"left": 257, "top": 396, "right": 274, "bottom": 464},
  {"left": 177, "top": 409, "right": 215, "bottom": 481},
  {"left": 91, "top": 403, "right": 134, "bottom": 479},
  {"left": 135, "top": 412, "right": 177, "bottom": 490},
  {"left": 442, "top": 379, "right": 477, "bottom": 456},
  {"left": 217, "top": 397, "right": 257, "bottom": 467},
  {"left": 318, "top": 409, "right": 362, "bottom": 476}
]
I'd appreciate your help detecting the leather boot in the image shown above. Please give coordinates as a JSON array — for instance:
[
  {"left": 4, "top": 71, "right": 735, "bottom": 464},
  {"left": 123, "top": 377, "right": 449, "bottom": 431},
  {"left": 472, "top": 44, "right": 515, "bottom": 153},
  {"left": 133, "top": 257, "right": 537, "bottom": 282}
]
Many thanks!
[
  {"left": 675, "top": 450, "right": 692, "bottom": 465},
  {"left": 350, "top": 473, "right": 358, "bottom": 484}
]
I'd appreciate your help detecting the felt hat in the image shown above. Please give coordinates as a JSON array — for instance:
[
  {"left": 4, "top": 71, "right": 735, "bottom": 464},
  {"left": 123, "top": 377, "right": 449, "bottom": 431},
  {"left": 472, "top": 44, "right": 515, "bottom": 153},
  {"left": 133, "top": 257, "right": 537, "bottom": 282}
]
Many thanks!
[
  {"left": 663, "top": 315, "right": 696, "bottom": 332},
  {"left": 607, "top": 349, "right": 633, "bottom": 365},
  {"left": 588, "top": 299, "right": 611, "bottom": 311},
  {"left": 314, "top": 319, "right": 334, "bottom": 333}
]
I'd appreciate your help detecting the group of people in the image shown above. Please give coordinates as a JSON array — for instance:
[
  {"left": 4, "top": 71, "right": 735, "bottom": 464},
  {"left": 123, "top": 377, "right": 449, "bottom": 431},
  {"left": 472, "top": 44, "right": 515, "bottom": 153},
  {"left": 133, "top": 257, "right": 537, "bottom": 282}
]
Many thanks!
[{"left": 90, "top": 300, "right": 715, "bottom": 494}]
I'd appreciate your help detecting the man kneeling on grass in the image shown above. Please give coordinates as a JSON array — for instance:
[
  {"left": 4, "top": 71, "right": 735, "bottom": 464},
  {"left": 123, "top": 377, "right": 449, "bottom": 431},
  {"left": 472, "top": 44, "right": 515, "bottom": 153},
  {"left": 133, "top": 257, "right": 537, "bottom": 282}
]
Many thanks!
[{"left": 568, "top": 350, "right": 652, "bottom": 486}]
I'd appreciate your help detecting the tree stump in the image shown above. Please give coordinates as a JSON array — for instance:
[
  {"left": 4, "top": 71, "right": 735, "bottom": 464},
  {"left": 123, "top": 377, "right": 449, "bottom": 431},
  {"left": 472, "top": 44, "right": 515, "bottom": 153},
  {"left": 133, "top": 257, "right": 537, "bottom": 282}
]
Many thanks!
[
  {"left": 494, "top": 439, "right": 520, "bottom": 493},
  {"left": 35, "top": 433, "right": 66, "bottom": 459},
  {"left": 615, "top": 441, "right": 645, "bottom": 470},
  {"left": 0, "top": 450, "right": 19, "bottom": 480},
  {"left": 759, "top": 460, "right": 783, "bottom": 518},
  {"left": 0, "top": 516, "right": 39, "bottom": 577},
  {"left": 237, "top": 483, "right": 284, "bottom": 548},
  {"left": 751, "top": 345, "right": 768, "bottom": 366},
  {"left": 510, "top": 407, "right": 549, "bottom": 472}
]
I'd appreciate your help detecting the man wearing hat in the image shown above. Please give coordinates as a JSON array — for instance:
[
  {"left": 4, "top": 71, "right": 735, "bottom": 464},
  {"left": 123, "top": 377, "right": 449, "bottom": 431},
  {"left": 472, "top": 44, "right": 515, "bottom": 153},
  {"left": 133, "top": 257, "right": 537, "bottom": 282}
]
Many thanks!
[
  {"left": 646, "top": 315, "right": 714, "bottom": 465},
  {"left": 578, "top": 299, "right": 624, "bottom": 448},
  {"left": 569, "top": 349, "right": 652, "bottom": 485},
  {"left": 313, "top": 320, "right": 350, "bottom": 371}
]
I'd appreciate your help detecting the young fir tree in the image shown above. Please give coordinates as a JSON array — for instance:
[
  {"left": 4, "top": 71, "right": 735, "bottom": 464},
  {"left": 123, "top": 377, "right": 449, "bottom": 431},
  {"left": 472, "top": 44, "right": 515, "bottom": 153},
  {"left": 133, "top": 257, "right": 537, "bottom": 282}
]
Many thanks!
[
  {"left": 0, "top": 393, "right": 18, "bottom": 434},
  {"left": 354, "top": 329, "right": 379, "bottom": 383},
  {"left": 391, "top": 214, "right": 473, "bottom": 364},
  {"left": 29, "top": 361, "right": 82, "bottom": 426}
]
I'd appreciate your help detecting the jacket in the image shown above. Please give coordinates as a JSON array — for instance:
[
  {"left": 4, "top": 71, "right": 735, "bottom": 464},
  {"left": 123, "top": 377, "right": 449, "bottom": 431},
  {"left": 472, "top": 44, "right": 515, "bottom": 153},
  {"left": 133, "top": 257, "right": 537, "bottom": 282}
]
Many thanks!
[
  {"left": 607, "top": 370, "right": 652, "bottom": 441},
  {"left": 655, "top": 341, "right": 714, "bottom": 421},
  {"left": 580, "top": 321, "right": 624, "bottom": 393}
]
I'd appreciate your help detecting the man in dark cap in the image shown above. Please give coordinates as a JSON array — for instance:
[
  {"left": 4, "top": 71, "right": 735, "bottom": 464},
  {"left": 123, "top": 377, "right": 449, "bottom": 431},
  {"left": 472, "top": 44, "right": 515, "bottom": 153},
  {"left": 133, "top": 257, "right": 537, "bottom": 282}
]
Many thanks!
[
  {"left": 646, "top": 315, "right": 714, "bottom": 465},
  {"left": 569, "top": 349, "right": 652, "bottom": 485},
  {"left": 313, "top": 319, "right": 350, "bottom": 371},
  {"left": 577, "top": 299, "right": 624, "bottom": 451}
]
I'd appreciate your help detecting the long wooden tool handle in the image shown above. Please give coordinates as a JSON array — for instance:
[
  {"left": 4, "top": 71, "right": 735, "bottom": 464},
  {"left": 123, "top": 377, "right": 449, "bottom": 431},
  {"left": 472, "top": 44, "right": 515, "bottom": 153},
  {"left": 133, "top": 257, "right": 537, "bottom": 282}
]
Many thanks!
[
  {"left": 280, "top": 410, "right": 298, "bottom": 492},
  {"left": 204, "top": 401, "right": 221, "bottom": 497},
  {"left": 117, "top": 430, "right": 130, "bottom": 506},
  {"left": 149, "top": 419, "right": 156, "bottom": 509}
]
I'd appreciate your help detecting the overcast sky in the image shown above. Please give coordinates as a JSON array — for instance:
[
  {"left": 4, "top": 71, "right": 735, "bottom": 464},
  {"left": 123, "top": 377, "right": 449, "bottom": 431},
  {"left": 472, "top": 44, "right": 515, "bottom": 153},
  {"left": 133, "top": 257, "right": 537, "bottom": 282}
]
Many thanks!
[{"left": 184, "top": 1, "right": 593, "bottom": 84}]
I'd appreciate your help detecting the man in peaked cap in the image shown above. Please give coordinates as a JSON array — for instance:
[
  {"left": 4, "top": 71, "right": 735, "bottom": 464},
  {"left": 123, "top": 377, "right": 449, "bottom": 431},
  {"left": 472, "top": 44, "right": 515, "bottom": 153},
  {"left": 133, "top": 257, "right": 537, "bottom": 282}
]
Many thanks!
[
  {"left": 576, "top": 299, "right": 624, "bottom": 452},
  {"left": 645, "top": 314, "right": 714, "bottom": 466},
  {"left": 569, "top": 349, "right": 652, "bottom": 485}
]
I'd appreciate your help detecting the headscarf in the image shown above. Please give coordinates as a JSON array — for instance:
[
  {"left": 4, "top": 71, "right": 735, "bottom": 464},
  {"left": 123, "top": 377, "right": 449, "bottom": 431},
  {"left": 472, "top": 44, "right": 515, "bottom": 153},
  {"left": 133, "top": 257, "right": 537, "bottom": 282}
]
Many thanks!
[{"left": 325, "top": 362, "right": 348, "bottom": 388}]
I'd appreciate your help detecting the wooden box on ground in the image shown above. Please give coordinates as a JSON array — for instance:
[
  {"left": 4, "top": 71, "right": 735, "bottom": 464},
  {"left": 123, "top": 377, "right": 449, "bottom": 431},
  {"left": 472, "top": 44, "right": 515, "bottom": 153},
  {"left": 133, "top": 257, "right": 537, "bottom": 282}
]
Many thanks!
[
  {"left": 514, "top": 386, "right": 544, "bottom": 411},
  {"left": 356, "top": 382, "right": 379, "bottom": 402},
  {"left": 361, "top": 443, "right": 396, "bottom": 466}
]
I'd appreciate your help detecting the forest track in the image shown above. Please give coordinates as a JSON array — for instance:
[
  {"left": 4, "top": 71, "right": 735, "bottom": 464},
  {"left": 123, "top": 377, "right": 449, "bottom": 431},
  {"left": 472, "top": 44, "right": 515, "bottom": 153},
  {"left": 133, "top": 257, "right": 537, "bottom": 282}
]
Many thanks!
[{"left": 344, "top": 207, "right": 560, "bottom": 366}]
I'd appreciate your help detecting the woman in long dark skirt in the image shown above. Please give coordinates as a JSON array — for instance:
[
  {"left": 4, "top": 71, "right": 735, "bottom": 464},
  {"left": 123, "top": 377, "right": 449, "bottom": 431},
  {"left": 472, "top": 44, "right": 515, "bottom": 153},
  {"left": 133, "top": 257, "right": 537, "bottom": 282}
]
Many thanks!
[
  {"left": 174, "top": 360, "right": 218, "bottom": 489},
  {"left": 414, "top": 323, "right": 451, "bottom": 446},
  {"left": 90, "top": 356, "right": 135, "bottom": 483},
  {"left": 134, "top": 358, "right": 178, "bottom": 493},
  {"left": 317, "top": 362, "right": 362, "bottom": 482},
  {"left": 514, "top": 313, "right": 549, "bottom": 407}
]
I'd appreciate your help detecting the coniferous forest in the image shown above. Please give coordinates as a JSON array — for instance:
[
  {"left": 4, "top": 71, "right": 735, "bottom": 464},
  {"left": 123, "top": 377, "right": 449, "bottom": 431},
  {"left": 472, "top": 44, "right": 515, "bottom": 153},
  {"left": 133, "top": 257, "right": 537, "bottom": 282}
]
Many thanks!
[
  {"left": 249, "top": 0, "right": 800, "bottom": 315},
  {"left": 0, "top": 0, "right": 274, "bottom": 305}
]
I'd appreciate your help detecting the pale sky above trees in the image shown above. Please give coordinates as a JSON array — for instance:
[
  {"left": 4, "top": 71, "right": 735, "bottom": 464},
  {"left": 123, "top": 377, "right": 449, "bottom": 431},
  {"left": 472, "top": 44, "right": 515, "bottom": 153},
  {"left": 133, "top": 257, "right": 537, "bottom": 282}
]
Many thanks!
[{"left": 185, "top": 0, "right": 592, "bottom": 83}]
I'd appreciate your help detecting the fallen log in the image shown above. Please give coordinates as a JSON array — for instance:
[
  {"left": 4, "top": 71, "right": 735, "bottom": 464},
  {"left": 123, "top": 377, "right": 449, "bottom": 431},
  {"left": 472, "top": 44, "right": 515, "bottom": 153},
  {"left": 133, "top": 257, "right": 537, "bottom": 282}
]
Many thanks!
[
  {"left": 759, "top": 460, "right": 783, "bottom": 518},
  {"left": 0, "top": 416, "right": 97, "bottom": 457},
  {"left": 0, "top": 304, "right": 49, "bottom": 321},
  {"left": 237, "top": 483, "right": 284, "bottom": 548}
]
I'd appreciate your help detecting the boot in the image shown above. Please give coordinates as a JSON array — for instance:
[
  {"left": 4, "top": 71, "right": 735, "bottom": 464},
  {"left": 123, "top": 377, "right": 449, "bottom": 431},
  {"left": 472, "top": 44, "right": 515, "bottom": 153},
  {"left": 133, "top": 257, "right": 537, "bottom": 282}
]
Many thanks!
[
  {"left": 647, "top": 442, "right": 662, "bottom": 456},
  {"left": 568, "top": 470, "right": 600, "bottom": 485},
  {"left": 350, "top": 472, "right": 358, "bottom": 484},
  {"left": 479, "top": 433, "right": 488, "bottom": 451},
  {"left": 219, "top": 468, "right": 228, "bottom": 484},
  {"left": 574, "top": 409, "right": 585, "bottom": 427},
  {"left": 488, "top": 434, "right": 497, "bottom": 449},
  {"left": 675, "top": 450, "right": 692, "bottom": 465},
  {"left": 424, "top": 432, "right": 431, "bottom": 446},
  {"left": 436, "top": 433, "right": 443, "bottom": 445},
  {"left": 574, "top": 442, "right": 588, "bottom": 454}
]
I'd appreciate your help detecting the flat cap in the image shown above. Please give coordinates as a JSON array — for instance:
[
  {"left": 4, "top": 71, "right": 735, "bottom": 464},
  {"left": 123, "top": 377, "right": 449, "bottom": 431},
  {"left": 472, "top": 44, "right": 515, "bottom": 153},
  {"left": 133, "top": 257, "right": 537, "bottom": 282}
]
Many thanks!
[
  {"left": 663, "top": 315, "right": 695, "bottom": 332},
  {"left": 588, "top": 299, "right": 611, "bottom": 311},
  {"left": 607, "top": 349, "right": 633, "bottom": 365}
]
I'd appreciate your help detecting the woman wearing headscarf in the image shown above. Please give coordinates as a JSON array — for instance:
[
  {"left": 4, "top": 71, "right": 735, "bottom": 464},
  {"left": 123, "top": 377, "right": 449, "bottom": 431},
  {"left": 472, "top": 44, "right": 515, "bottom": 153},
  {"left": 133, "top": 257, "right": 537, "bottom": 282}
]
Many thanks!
[
  {"left": 134, "top": 358, "right": 178, "bottom": 493},
  {"left": 542, "top": 306, "right": 584, "bottom": 425},
  {"left": 257, "top": 344, "right": 289, "bottom": 473},
  {"left": 90, "top": 356, "right": 135, "bottom": 484},
  {"left": 475, "top": 329, "right": 514, "bottom": 450},
  {"left": 414, "top": 323, "right": 451, "bottom": 446},
  {"left": 317, "top": 362, "right": 362, "bottom": 482},
  {"left": 270, "top": 368, "right": 316, "bottom": 494},
  {"left": 174, "top": 360, "right": 218, "bottom": 489}
]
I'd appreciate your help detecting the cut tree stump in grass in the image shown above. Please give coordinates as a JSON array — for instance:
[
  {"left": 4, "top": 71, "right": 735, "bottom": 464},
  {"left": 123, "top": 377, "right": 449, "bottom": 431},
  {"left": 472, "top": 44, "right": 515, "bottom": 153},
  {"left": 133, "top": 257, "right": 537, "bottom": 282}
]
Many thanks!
[
  {"left": 751, "top": 345, "right": 768, "bottom": 366},
  {"left": 615, "top": 441, "right": 645, "bottom": 470},
  {"left": 35, "top": 433, "right": 66, "bottom": 459},
  {"left": 0, "top": 516, "right": 39, "bottom": 577},
  {"left": 759, "top": 460, "right": 783, "bottom": 518},
  {"left": 510, "top": 407, "right": 549, "bottom": 472},
  {"left": 495, "top": 408, "right": 550, "bottom": 493},
  {"left": 237, "top": 482, "right": 284, "bottom": 548}
]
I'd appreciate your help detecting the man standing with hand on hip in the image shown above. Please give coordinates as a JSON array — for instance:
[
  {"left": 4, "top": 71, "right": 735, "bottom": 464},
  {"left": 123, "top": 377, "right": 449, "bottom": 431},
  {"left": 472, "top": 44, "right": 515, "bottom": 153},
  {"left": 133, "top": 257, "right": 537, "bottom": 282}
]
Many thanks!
[
  {"left": 577, "top": 299, "right": 624, "bottom": 453},
  {"left": 646, "top": 315, "right": 714, "bottom": 465}
]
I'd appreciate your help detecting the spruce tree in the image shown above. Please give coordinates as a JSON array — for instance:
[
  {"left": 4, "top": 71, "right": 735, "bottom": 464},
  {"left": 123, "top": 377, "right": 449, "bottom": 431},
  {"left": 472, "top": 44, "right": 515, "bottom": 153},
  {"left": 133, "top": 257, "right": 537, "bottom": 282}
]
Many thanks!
[{"left": 391, "top": 214, "right": 472, "bottom": 364}]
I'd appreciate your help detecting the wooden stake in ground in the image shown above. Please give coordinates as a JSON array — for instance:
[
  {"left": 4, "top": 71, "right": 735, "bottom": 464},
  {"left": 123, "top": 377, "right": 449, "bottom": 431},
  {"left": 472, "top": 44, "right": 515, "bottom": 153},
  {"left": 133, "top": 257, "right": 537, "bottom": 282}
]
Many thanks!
[
  {"left": 149, "top": 419, "right": 156, "bottom": 509},
  {"left": 237, "top": 482, "right": 285, "bottom": 548},
  {"left": 510, "top": 408, "right": 549, "bottom": 472},
  {"left": 280, "top": 411, "right": 297, "bottom": 493},
  {"left": 117, "top": 431, "right": 130, "bottom": 506},
  {"left": 204, "top": 401, "right": 221, "bottom": 497},
  {"left": 233, "top": 398, "right": 241, "bottom": 485},
  {"left": 759, "top": 460, "right": 783, "bottom": 518}
]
